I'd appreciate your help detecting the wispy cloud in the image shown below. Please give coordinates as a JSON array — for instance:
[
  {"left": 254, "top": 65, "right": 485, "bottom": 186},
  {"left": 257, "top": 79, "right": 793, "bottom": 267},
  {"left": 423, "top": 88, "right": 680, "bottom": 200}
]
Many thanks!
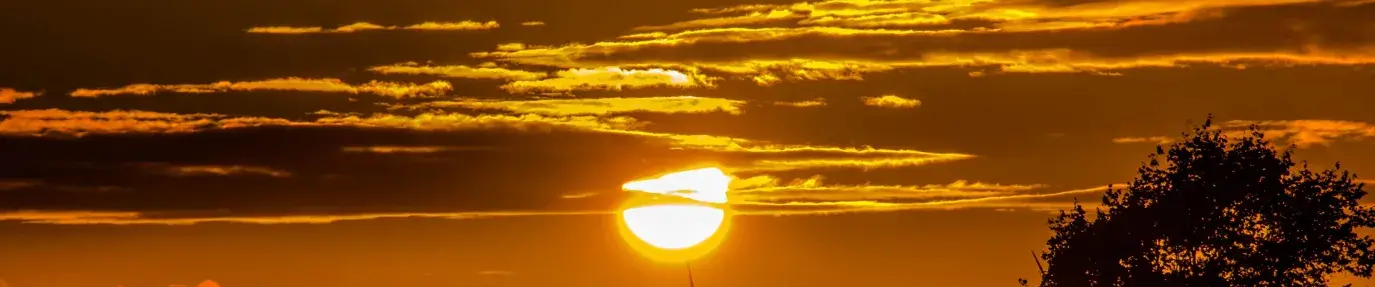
[
  {"left": 561, "top": 192, "right": 598, "bottom": 199},
  {"left": 0, "top": 88, "right": 38, "bottom": 104},
  {"left": 861, "top": 95, "right": 921, "bottom": 108},
  {"left": 733, "top": 155, "right": 972, "bottom": 172},
  {"left": 656, "top": 0, "right": 1329, "bottom": 32},
  {"left": 1112, "top": 136, "right": 1174, "bottom": 144},
  {"left": 407, "top": 96, "right": 746, "bottom": 116},
  {"left": 0, "top": 109, "right": 973, "bottom": 172},
  {"left": 0, "top": 109, "right": 293, "bottom": 137},
  {"left": 500, "top": 66, "right": 712, "bottom": 94},
  {"left": 496, "top": 43, "right": 530, "bottom": 51},
  {"left": 247, "top": 21, "right": 499, "bottom": 34},
  {"left": 1224, "top": 120, "right": 1375, "bottom": 147},
  {"left": 476, "top": 270, "right": 517, "bottom": 276},
  {"left": 520, "top": 21, "right": 546, "bottom": 26},
  {"left": 617, "top": 32, "right": 669, "bottom": 40},
  {"left": 773, "top": 98, "right": 827, "bottom": 107},
  {"left": 632, "top": 10, "right": 803, "bottom": 31},
  {"left": 70, "top": 78, "right": 452, "bottom": 98},
  {"left": 404, "top": 21, "right": 500, "bottom": 30},
  {"left": 139, "top": 163, "right": 293, "bottom": 178},
  {"left": 732, "top": 175, "right": 1048, "bottom": 203},
  {"left": 0, "top": 109, "right": 642, "bottom": 137},
  {"left": 736, "top": 184, "right": 1117, "bottom": 216},
  {"left": 368, "top": 63, "right": 546, "bottom": 81},
  {"left": 0, "top": 210, "right": 605, "bottom": 225},
  {"left": 1116, "top": 119, "right": 1375, "bottom": 147},
  {"left": 472, "top": 0, "right": 1375, "bottom": 82},
  {"left": 341, "top": 146, "right": 491, "bottom": 154}
]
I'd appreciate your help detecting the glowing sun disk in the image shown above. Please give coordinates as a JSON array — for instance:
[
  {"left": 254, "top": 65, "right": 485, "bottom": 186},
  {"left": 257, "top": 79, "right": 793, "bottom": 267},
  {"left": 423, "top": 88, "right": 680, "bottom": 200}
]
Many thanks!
[
  {"left": 618, "top": 167, "right": 734, "bottom": 262},
  {"left": 622, "top": 204, "right": 725, "bottom": 249}
]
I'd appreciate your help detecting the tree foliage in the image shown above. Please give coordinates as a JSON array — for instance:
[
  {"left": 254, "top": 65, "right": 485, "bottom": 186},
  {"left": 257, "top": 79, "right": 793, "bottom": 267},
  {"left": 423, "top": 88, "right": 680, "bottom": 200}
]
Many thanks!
[{"left": 1028, "top": 117, "right": 1375, "bottom": 286}]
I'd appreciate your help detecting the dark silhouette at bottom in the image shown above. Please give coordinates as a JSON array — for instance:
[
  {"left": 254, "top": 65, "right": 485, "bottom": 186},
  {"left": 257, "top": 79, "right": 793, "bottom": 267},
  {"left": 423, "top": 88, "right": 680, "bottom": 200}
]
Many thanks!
[{"left": 1022, "top": 116, "right": 1375, "bottom": 286}]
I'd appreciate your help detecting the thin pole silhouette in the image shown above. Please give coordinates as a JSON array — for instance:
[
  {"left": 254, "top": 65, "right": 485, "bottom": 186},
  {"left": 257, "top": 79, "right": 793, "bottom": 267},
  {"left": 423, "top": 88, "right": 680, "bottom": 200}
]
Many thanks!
[
  {"left": 686, "top": 261, "right": 696, "bottom": 287},
  {"left": 1031, "top": 250, "right": 1045, "bottom": 275}
]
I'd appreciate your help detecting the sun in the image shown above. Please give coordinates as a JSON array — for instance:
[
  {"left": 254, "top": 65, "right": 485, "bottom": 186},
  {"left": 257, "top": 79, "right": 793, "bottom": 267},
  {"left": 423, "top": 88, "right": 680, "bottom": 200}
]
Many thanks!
[{"left": 617, "top": 167, "right": 734, "bottom": 263}]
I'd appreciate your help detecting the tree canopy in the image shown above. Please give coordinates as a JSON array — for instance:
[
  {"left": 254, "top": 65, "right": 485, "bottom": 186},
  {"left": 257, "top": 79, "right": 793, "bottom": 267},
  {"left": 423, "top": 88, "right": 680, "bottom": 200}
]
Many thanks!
[{"left": 1027, "top": 117, "right": 1375, "bottom": 286}]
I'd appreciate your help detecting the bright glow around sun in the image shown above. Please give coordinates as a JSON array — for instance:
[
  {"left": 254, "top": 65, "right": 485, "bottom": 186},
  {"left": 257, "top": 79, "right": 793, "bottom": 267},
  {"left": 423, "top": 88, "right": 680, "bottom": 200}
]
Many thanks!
[{"left": 617, "top": 167, "right": 733, "bottom": 262}]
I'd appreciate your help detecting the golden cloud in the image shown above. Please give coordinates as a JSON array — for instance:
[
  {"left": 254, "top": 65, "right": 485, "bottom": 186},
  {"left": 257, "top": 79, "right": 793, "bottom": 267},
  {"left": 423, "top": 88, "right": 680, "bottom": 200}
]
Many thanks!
[
  {"left": 1, "top": 109, "right": 973, "bottom": 172},
  {"left": 340, "top": 146, "right": 492, "bottom": 153},
  {"left": 668, "top": 0, "right": 1327, "bottom": 33},
  {"left": 496, "top": 43, "right": 528, "bottom": 51},
  {"left": 69, "top": 78, "right": 451, "bottom": 98},
  {"left": 470, "top": 26, "right": 955, "bottom": 68},
  {"left": 617, "top": 32, "right": 669, "bottom": 40},
  {"left": 404, "top": 21, "right": 500, "bottom": 30},
  {"left": 411, "top": 96, "right": 745, "bottom": 116},
  {"left": 735, "top": 184, "right": 1117, "bottom": 216},
  {"left": 1223, "top": 119, "right": 1375, "bottom": 147},
  {"left": 0, "top": 109, "right": 293, "bottom": 137},
  {"left": 314, "top": 112, "right": 649, "bottom": 132},
  {"left": 732, "top": 175, "right": 1048, "bottom": 202},
  {"left": 773, "top": 98, "right": 828, "bottom": 107},
  {"left": 1118, "top": 119, "right": 1375, "bottom": 148},
  {"left": 0, "top": 109, "right": 646, "bottom": 137},
  {"left": 0, "top": 210, "right": 605, "bottom": 225},
  {"left": 691, "top": 4, "right": 782, "bottom": 15},
  {"left": 470, "top": 0, "right": 1375, "bottom": 81},
  {"left": 500, "top": 66, "right": 712, "bottom": 94},
  {"left": 560, "top": 192, "right": 598, "bottom": 199},
  {"left": 246, "top": 21, "right": 499, "bottom": 34},
  {"left": 0, "top": 88, "right": 38, "bottom": 104},
  {"left": 143, "top": 163, "right": 293, "bottom": 178},
  {"left": 632, "top": 10, "right": 803, "bottom": 31},
  {"left": 333, "top": 22, "right": 389, "bottom": 32},
  {"left": 732, "top": 154, "right": 972, "bottom": 172},
  {"left": 0, "top": 181, "right": 1103, "bottom": 224},
  {"left": 521, "top": 21, "right": 546, "bottom": 26},
  {"left": 477, "top": 270, "right": 517, "bottom": 276},
  {"left": 1112, "top": 136, "right": 1174, "bottom": 144},
  {"left": 861, "top": 94, "right": 921, "bottom": 108},
  {"left": 965, "top": 0, "right": 1319, "bottom": 25},
  {"left": 243, "top": 26, "right": 323, "bottom": 34},
  {"left": 798, "top": 12, "right": 951, "bottom": 28},
  {"left": 368, "top": 63, "right": 546, "bottom": 81}
]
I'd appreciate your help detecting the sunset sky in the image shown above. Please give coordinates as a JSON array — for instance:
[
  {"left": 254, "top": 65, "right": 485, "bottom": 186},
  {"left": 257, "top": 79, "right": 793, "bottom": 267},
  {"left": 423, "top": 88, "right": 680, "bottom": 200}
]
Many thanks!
[{"left": 2, "top": 0, "right": 1375, "bottom": 286}]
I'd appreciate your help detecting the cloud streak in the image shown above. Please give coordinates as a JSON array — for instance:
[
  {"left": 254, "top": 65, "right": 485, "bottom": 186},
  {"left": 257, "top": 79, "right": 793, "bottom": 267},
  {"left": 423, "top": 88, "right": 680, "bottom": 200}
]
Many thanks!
[
  {"left": 0, "top": 210, "right": 605, "bottom": 225},
  {"left": 0, "top": 88, "right": 37, "bottom": 104},
  {"left": 0, "top": 108, "right": 975, "bottom": 173},
  {"left": 861, "top": 94, "right": 921, "bottom": 108},
  {"left": 500, "top": 67, "right": 712, "bottom": 94},
  {"left": 472, "top": 1, "right": 1375, "bottom": 83},
  {"left": 141, "top": 163, "right": 293, "bottom": 178},
  {"left": 735, "top": 185, "right": 1117, "bottom": 216},
  {"left": 368, "top": 63, "right": 546, "bottom": 81},
  {"left": 1116, "top": 119, "right": 1375, "bottom": 147},
  {"left": 773, "top": 98, "right": 828, "bottom": 107},
  {"left": 69, "top": 78, "right": 452, "bottom": 99},
  {"left": 247, "top": 21, "right": 500, "bottom": 34},
  {"left": 732, "top": 175, "right": 1048, "bottom": 203},
  {"left": 406, "top": 96, "right": 746, "bottom": 116}
]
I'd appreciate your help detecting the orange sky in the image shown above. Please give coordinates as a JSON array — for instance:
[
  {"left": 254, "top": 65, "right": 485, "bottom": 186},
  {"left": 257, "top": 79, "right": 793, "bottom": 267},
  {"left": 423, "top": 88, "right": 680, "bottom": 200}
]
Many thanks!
[{"left": 1, "top": 0, "right": 1374, "bottom": 286}]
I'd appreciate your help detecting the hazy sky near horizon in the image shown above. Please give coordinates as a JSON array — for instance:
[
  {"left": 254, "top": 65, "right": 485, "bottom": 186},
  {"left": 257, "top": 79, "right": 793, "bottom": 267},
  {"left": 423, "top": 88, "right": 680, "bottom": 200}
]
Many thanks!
[{"left": 2, "top": 0, "right": 1374, "bottom": 286}]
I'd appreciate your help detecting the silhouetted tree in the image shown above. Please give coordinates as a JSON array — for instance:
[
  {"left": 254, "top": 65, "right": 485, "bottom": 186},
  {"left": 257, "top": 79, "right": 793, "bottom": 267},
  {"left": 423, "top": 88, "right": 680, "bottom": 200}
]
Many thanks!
[{"left": 1023, "top": 117, "right": 1375, "bottom": 287}]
